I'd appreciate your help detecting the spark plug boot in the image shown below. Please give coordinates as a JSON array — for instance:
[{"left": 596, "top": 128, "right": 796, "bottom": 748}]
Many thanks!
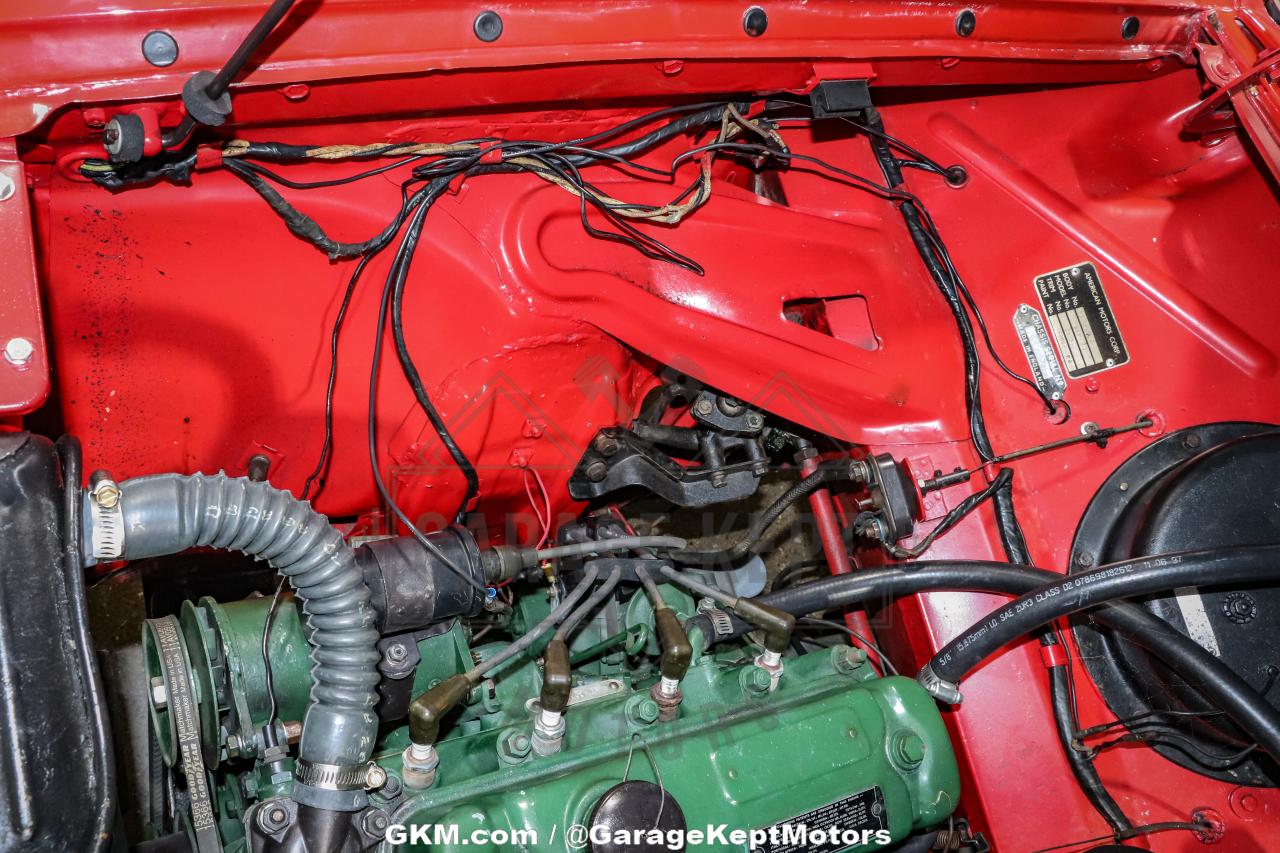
[
  {"left": 404, "top": 674, "right": 471, "bottom": 789},
  {"left": 650, "top": 608, "right": 693, "bottom": 720},
  {"left": 532, "top": 639, "right": 572, "bottom": 756}
]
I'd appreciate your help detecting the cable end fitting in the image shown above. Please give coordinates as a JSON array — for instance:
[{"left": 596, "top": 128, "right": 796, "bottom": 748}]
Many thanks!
[
  {"left": 481, "top": 545, "right": 529, "bottom": 582},
  {"left": 917, "top": 664, "right": 963, "bottom": 705}
]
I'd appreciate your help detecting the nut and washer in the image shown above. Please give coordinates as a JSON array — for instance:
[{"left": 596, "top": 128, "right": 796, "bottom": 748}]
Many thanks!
[
  {"left": 497, "top": 730, "right": 533, "bottom": 765},
  {"left": 256, "top": 802, "right": 292, "bottom": 833}
]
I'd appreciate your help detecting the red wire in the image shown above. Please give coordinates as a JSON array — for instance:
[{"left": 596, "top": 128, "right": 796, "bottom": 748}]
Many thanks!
[{"left": 520, "top": 465, "right": 552, "bottom": 548}]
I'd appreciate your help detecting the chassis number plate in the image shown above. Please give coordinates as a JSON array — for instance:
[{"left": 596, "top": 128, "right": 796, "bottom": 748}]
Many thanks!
[{"left": 1014, "top": 304, "right": 1067, "bottom": 400}]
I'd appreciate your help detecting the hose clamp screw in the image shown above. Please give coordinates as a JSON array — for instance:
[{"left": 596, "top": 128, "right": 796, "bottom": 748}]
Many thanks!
[
  {"left": 364, "top": 763, "right": 388, "bottom": 790},
  {"left": 91, "top": 478, "right": 121, "bottom": 509}
]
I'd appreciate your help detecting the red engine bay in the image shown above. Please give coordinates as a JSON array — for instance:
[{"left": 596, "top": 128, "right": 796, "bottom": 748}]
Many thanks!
[{"left": 4, "top": 1, "right": 1280, "bottom": 851}]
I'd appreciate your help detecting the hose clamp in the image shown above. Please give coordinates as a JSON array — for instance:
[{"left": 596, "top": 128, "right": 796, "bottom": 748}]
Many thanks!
[
  {"left": 295, "top": 759, "right": 388, "bottom": 792},
  {"left": 89, "top": 476, "right": 125, "bottom": 561},
  {"left": 698, "top": 603, "right": 734, "bottom": 639},
  {"left": 916, "top": 663, "right": 964, "bottom": 705}
]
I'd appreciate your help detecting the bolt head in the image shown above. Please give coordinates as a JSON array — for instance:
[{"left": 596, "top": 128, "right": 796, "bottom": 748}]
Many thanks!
[
  {"left": 625, "top": 694, "right": 662, "bottom": 726},
  {"left": 380, "top": 775, "right": 402, "bottom": 798},
  {"left": 385, "top": 643, "right": 408, "bottom": 663},
  {"left": 362, "top": 809, "right": 390, "bottom": 836},
  {"left": 363, "top": 809, "right": 391, "bottom": 835},
  {"left": 832, "top": 645, "right": 867, "bottom": 675},
  {"left": 894, "top": 731, "right": 927, "bottom": 768},
  {"left": 4, "top": 337, "right": 33, "bottom": 367},
  {"left": 497, "top": 729, "right": 533, "bottom": 765},
  {"left": 585, "top": 460, "right": 609, "bottom": 482},
  {"left": 742, "top": 665, "right": 773, "bottom": 695},
  {"left": 695, "top": 398, "right": 715, "bottom": 416}
]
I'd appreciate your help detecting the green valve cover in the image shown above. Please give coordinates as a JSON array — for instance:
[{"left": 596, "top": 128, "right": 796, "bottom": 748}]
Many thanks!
[
  {"left": 145, "top": 585, "right": 958, "bottom": 853},
  {"left": 380, "top": 647, "right": 958, "bottom": 852}
]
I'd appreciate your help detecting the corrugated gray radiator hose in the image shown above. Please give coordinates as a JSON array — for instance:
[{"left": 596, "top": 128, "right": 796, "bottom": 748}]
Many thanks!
[{"left": 82, "top": 472, "right": 380, "bottom": 812}]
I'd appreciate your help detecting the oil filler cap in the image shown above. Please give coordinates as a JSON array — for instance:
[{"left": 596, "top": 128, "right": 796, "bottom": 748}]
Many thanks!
[{"left": 589, "top": 780, "right": 686, "bottom": 852}]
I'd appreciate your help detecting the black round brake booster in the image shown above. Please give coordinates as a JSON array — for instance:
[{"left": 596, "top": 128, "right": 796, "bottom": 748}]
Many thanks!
[{"left": 1071, "top": 421, "right": 1280, "bottom": 786}]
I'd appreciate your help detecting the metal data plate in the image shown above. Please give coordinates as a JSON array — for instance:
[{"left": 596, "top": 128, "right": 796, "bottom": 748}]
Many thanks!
[
  {"left": 1014, "top": 304, "right": 1067, "bottom": 400},
  {"left": 1033, "top": 262, "right": 1130, "bottom": 378}
]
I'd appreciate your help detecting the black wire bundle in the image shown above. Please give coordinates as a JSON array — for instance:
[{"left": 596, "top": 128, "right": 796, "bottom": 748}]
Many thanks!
[
  {"left": 222, "top": 104, "right": 742, "bottom": 518},
  {"left": 225, "top": 101, "right": 833, "bottom": 537}
]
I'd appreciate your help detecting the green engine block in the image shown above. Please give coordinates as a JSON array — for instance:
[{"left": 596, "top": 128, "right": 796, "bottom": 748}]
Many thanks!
[{"left": 143, "top": 583, "right": 959, "bottom": 852}]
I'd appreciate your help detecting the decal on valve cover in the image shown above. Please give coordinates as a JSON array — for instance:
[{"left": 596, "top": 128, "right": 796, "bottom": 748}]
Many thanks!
[
  {"left": 750, "top": 786, "right": 889, "bottom": 853},
  {"left": 1034, "top": 262, "right": 1129, "bottom": 378}
]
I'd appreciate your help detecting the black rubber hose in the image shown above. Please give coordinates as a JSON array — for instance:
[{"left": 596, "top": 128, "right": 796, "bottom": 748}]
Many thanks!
[
  {"left": 927, "top": 546, "right": 1280, "bottom": 687},
  {"left": 673, "top": 465, "right": 847, "bottom": 567},
  {"left": 685, "top": 562, "right": 1280, "bottom": 763},
  {"left": 1048, "top": 659, "right": 1132, "bottom": 834}
]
